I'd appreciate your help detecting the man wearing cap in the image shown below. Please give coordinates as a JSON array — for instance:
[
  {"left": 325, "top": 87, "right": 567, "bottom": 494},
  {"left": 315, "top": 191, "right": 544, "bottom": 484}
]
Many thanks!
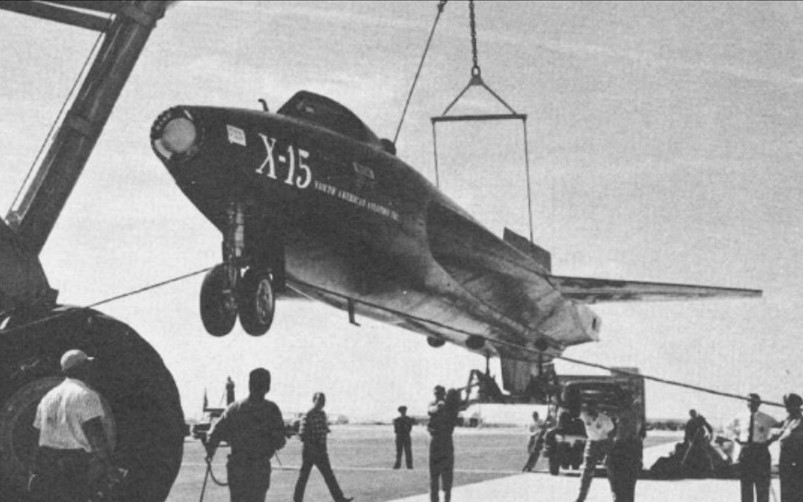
[
  {"left": 206, "top": 367, "right": 287, "bottom": 502},
  {"left": 393, "top": 405, "right": 415, "bottom": 469},
  {"left": 772, "top": 393, "right": 803, "bottom": 502},
  {"left": 31, "top": 349, "right": 116, "bottom": 502},
  {"left": 729, "top": 393, "right": 781, "bottom": 502}
]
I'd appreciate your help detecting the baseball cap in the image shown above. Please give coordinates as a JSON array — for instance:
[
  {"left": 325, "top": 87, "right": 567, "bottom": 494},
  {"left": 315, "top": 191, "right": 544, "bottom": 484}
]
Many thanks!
[{"left": 61, "top": 349, "right": 95, "bottom": 372}]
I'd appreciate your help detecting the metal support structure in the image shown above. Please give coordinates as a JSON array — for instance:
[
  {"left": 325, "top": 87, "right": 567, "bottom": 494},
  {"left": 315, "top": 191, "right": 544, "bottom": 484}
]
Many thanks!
[
  {"left": 430, "top": 0, "right": 535, "bottom": 243},
  {"left": 0, "top": 1, "right": 168, "bottom": 317},
  {"left": 4, "top": 1, "right": 167, "bottom": 255}
]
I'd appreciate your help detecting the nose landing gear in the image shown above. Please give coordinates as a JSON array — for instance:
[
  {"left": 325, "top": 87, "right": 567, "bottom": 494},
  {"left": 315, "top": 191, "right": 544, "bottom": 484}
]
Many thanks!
[{"left": 199, "top": 201, "right": 278, "bottom": 337}]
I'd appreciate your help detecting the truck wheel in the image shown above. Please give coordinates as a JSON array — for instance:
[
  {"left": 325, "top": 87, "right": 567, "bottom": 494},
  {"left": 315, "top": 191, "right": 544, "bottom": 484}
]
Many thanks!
[
  {"left": 200, "top": 264, "right": 237, "bottom": 336},
  {"left": 549, "top": 456, "right": 560, "bottom": 475},
  {"left": 238, "top": 268, "right": 274, "bottom": 336},
  {"left": 0, "top": 307, "right": 184, "bottom": 502}
]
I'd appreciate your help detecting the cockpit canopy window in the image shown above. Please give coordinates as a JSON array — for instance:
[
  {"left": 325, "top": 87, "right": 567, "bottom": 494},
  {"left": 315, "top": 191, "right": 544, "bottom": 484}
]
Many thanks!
[{"left": 278, "top": 91, "right": 381, "bottom": 147}]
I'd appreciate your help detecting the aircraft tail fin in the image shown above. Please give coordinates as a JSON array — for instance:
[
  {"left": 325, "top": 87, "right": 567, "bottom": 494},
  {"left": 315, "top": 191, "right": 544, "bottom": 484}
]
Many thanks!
[
  {"left": 548, "top": 275, "right": 762, "bottom": 303},
  {"left": 503, "top": 228, "right": 551, "bottom": 272}
]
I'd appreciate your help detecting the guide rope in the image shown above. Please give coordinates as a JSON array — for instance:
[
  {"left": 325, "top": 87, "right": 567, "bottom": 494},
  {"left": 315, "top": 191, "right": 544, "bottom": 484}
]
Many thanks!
[
  {"left": 287, "top": 280, "right": 786, "bottom": 409},
  {"left": 0, "top": 266, "right": 212, "bottom": 337},
  {"left": 0, "top": 268, "right": 779, "bottom": 409},
  {"left": 393, "top": 0, "right": 448, "bottom": 145}
]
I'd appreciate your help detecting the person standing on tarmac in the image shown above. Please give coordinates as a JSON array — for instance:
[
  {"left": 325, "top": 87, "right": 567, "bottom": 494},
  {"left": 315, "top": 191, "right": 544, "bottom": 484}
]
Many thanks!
[
  {"left": 30, "top": 349, "right": 119, "bottom": 502},
  {"left": 393, "top": 405, "right": 415, "bottom": 469},
  {"left": 606, "top": 390, "right": 646, "bottom": 502},
  {"left": 428, "top": 387, "right": 460, "bottom": 502},
  {"left": 205, "top": 368, "right": 287, "bottom": 502},
  {"left": 293, "top": 392, "right": 353, "bottom": 502},
  {"left": 729, "top": 393, "right": 780, "bottom": 502},
  {"left": 573, "top": 399, "right": 615, "bottom": 502},
  {"left": 522, "top": 411, "right": 548, "bottom": 472},
  {"left": 772, "top": 393, "right": 803, "bottom": 502}
]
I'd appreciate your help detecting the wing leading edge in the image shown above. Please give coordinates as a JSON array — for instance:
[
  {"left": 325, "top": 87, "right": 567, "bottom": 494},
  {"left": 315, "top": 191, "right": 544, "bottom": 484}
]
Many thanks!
[{"left": 548, "top": 275, "right": 762, "bottom": 304}]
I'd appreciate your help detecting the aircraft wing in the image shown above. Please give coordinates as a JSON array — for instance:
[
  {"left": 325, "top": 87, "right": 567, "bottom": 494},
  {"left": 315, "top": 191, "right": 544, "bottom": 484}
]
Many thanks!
[{"left": 548, "top": 275, "right": 762, "bottom": 304}]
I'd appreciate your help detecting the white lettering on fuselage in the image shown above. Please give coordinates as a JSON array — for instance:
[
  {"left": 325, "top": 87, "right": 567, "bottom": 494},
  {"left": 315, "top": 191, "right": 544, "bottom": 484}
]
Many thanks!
[
  {"left": 256, "top": 133, "right": 312, "bottom": 189},
  {"left": 312, "top": 180, "right": 399, "bottom": 221},
  {"left": 254, "top": 133, "right": 398, "bottom": 221}
]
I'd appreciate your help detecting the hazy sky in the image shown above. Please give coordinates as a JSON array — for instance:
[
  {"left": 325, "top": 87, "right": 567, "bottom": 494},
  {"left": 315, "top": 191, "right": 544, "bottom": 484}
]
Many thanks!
[{"left": 2, "top": 1, "right": 802, "bottom": 425}]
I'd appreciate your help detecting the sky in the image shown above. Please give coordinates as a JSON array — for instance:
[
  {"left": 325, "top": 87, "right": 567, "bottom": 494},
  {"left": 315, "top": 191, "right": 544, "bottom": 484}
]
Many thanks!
[{"left": 1, "top": 1, "right": 803, "bottom": 426}]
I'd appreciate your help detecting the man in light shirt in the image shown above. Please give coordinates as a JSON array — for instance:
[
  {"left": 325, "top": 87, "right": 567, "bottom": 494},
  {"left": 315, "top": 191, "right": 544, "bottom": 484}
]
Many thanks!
[
  {"left": 31, "top": 349, "right": 116, "bottom": 502},
  {"left": 574, "top": 399, "right": 615, "bottom": 502},
  {"left": 729, "top": 393, "right": 780, "bottom": 502}
]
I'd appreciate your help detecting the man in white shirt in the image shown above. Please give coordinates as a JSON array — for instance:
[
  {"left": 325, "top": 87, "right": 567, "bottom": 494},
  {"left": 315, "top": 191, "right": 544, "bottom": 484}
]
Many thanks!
[
  {"left": 522, "top": 411, "right": 548, "bottom": 472},
  {"left": 574, "top": 400, "right": 615, "bottom": 502},
  {"left": 31, "top": 349, "right": 116, "bottom": 502},
  {"left": 729, "top": 393, "right": 780, "bottom": 502}
]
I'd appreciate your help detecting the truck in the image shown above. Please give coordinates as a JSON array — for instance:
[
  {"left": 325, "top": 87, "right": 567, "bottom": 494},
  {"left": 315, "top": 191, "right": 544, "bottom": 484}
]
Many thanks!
[{"left": 543, "top": 367, "right": 646, "bottom": 475}]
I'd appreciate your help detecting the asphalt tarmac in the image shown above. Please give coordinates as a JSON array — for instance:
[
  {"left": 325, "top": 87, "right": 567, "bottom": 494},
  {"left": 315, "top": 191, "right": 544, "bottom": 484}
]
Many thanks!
[{"left": 167, "top": 426, "right": 761, "bottom": 502}]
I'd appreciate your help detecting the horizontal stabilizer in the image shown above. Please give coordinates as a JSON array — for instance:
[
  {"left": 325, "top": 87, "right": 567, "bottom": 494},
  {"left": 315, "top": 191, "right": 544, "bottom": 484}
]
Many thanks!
[{"left": 548, "top": 275, "right": 762, "bottom": 303}]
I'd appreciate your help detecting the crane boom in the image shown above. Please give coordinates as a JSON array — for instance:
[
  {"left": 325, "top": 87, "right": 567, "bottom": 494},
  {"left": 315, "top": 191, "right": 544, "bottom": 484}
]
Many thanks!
[{"left": 0, "top": 0, "right": 168, "bottom": 316}]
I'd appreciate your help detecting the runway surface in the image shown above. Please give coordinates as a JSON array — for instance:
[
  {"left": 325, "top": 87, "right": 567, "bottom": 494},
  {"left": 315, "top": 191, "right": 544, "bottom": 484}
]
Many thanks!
[{"left": 167, "top": 426, "right": 770, "bottom": 502}]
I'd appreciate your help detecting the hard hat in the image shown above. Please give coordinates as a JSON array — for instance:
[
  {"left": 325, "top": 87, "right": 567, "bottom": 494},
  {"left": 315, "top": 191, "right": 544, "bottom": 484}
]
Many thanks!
[{"left": 60, "top": 349, "right": 94, "bottom": 372}]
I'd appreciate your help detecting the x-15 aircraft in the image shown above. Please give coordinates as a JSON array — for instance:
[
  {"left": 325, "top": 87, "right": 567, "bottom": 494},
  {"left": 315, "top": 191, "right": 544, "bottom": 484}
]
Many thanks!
[{"left": 150, "top": 91, "right": 761, "bottom": 397}]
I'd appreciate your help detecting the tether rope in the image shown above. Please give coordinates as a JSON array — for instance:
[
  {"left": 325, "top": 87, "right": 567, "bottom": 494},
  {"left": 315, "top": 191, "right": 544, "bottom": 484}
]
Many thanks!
[
  {"left": 393, "top": 0, "right": 448, "bottom": 145},
  {"left": 0, "top": 266, "right": 779, "bottom": 408},
  {"left": 288, "top": 279, "right": 785, "bottom": 409},
  {"left": 0, "top": 266, "right": 212, "bottom": 337}
]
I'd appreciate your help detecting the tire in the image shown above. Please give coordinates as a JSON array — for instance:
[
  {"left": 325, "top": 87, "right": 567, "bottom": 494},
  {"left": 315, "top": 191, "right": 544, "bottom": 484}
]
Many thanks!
[
  {"left": 200, "top": 264, "right": 237, "bottom": 336},
  {"left": 238, "top": 268, "right": 275, "bottom": 336},
  {"left": 0, "top": 306, "right": 184, "bottom": 502},
  {"left": 549, "top": 455, "right": 560, "bottom": 476}
]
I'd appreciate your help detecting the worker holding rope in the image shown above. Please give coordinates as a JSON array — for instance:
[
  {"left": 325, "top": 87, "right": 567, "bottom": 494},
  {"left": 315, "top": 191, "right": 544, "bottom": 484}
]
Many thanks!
[{"left": 204, "top": 368, "right": 286, "bottom": 502}]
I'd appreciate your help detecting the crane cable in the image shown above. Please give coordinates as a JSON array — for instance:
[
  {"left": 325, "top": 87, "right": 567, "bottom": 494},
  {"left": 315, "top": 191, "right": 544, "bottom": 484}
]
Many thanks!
[
  {"left": 468, "top": 0, "right": 480, "bottom": 78},
  {"left": 393, "top": 0, "right": 448, "bottom": 145},
  {"left": 7, "top": 17, "right": 109, "bottom": 218}
]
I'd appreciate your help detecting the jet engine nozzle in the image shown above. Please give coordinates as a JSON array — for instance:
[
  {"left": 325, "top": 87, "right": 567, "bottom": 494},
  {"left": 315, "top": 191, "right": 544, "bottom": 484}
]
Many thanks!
[{"left": 151, "top": 108, "right": 199, "bottom": 160}]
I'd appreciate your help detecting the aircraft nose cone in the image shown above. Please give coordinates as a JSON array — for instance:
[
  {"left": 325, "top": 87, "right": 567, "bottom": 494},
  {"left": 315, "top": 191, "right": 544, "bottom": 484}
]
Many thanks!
[
  {"left": 151, "top": 108, "right": 198, "bottom": 160},
  {"left": 161, "top": 117, "right": 196, "bottom": 154}
]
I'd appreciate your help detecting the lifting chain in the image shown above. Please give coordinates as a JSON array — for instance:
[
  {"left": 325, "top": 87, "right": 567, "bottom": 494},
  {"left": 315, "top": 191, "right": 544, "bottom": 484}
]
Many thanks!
[{"left": 469, "top": 0, "right": 480, "bottom": 77}]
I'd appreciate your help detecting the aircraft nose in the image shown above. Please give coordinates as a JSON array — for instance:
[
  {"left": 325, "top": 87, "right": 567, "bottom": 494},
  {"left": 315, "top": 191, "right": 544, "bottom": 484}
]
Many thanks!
[{"left": 151, "top": 108, "right": 198, "bottom": 160}]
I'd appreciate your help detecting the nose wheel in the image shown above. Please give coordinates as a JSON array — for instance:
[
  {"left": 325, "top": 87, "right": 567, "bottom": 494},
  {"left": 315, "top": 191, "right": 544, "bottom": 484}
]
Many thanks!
[
  {"left": 199, "top": 265, "right": 275, "bottom": 337},
  {"left": 238, "top": 268, "right": 275, "bottom": 336},
  {"left": 200, "top": 264, "right": 238, "bottom": 336}
]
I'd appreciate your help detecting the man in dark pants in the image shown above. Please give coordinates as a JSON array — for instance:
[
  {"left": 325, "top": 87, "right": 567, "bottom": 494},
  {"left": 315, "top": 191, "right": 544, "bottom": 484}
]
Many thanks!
[
  {"left": 206, "top": 368, "right": 287, "bottom": 502},
  {"left": 729, "top": 393, "right": 780, "bottom": 502},
  {"left": 293, "top": 392, "right": 353, "bottom": 502},
  {"left": 606, "top": 391, "right": 645, "bottom": 502},
  {"left": 428, "top": 386, "right": 459, "bottom": 502},
  {"left": 393, "top": 405, "right": 415, "bottom": 469},
  {"left": 775, "top": 393, "right": 803, "bottom": 502},
  {"left": 31, "top": 349, "right": 118, "bottom": 502}
]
